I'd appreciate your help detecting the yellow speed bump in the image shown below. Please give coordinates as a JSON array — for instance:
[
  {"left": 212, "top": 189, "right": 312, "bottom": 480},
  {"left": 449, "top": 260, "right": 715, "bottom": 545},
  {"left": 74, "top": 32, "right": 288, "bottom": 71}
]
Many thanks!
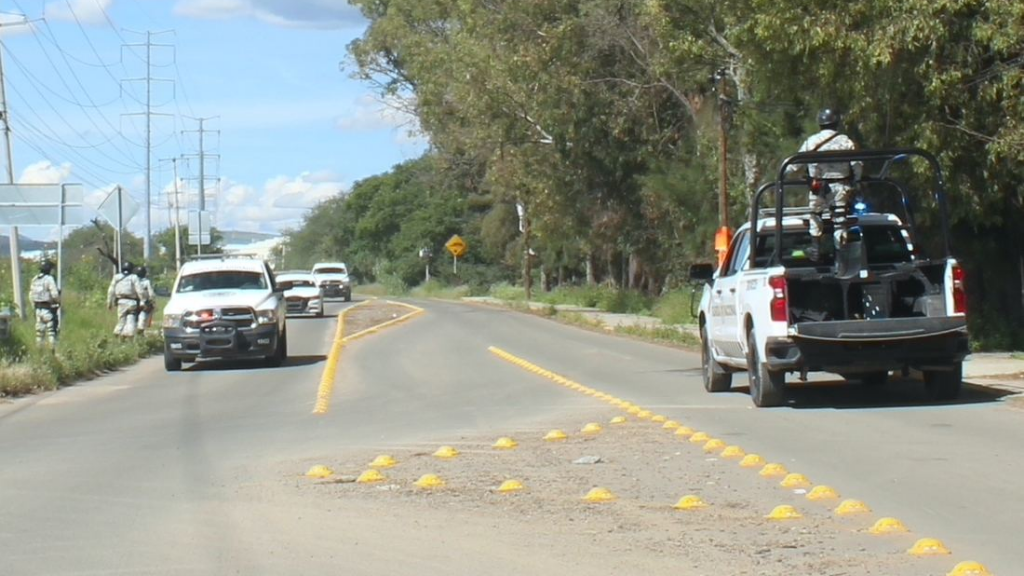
[
  {"left": 720, "top": 446, "right": 745, "bottom": 459},
  {"left": 947, "top": 561, "right": 993, "bottom": 576},
  {"left": 662, "top": 420, "right": 681, "bottom": 430},
  {"left": 497, "top": 479, "right": 525, "bottom": 493},
  {"left": 673, "top": 495, "right": 708, "bottom": 510},
  {"left": 689, "top": 432, "right": 711, "bottom": 444},
  {"left": 581, "top": 422, "right": 603, "bottom": 435},
  {"left": 413, "top": 474, "right": 445, "bottom": 489},
  {"left": 765, "top": 505, "right": 803, "bottom": 520},
  {"left": 305, "top": 464, "right": 334, "bottom": 479},
  {"left": 433, "top": 446, "right": 460, "bottom": 459},
  {"left": 492, "top": 437, "right": 519, "bottom": 450},
  {"left": 869, "top": 517, "right": 910, "bottom": 535},
  {"left": 739, "top": 454, "right": 766, "bottom": 468},
  {"left": 368, "top": 455, "right": 397, "bottom": 468},
  {"left": 636, "top": 410, "right": 653, "bottom": 420},
  {"left": 582, "top": 487, "right": 617, "bottom": 503},
  {"left": 544, "top": 429, "right": 568, "bottom": 441},
  {"left": 674, "top": 426, "right": 696, "bottom": 438},
  {"left": 650, "top": 414, "right": 667, "bottom": 423},
  {"left": 356, "top": 469, "right": 386, "bottom": 484},
  {"left": 806, "top": 485, "right": 841, "bottom": 501},
  {"left": 609, "top": 416, "right": 628, "bottom": 425},
  {"left": 703, "top": 438, "right": 727, "bottom": 453},
  {"left": 835, "top": 499, "right": 872, "bottom": 516},
  {"left": 759, "top": 463, "right": 789, "bottom": 477},
  {"left": 780, "top": 473, "right": 812, "bottom": 489},
  {"left": 626, "top": 406, "right": 642, "bottom": 415},
  {"left": 908, "top": 538, "right": 952, "bottom": 556}
]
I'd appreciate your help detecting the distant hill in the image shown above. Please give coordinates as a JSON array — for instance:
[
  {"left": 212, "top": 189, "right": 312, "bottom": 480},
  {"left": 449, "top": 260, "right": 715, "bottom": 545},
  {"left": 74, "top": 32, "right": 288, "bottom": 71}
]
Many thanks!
[
  {"left": 0, "top": 235, "right": 54, "bottom": 254},
  {"left": 219, "top": 230, "right": 280, "bottom": 245}
]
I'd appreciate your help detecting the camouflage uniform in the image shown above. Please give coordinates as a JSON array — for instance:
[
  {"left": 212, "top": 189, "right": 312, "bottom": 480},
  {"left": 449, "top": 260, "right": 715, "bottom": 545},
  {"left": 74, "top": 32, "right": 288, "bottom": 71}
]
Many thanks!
[
  {"left": 107, "top": 272, "right": 142, "bottom": 338},
  {"left": 30, "top": 272, "right": 60, "bottom": 346},
  {"left": 786, "top": 129, "right": 864, "bottom": 238},
  {"left": 137, "top": 277, "right": 155, "bottom": 334}
]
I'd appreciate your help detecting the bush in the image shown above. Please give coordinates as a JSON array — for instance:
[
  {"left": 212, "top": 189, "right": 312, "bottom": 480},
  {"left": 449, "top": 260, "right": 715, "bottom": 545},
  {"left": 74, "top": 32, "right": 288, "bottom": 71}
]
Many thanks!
[
  {"left": 652, "top": 289, "right": 699, "bottom": 325},
  {"left": 410, "top": 280, "right": 472, "bottom": 299},
  {"left": 377, "top": 273, "right": 409, "bottom": 296},
  {"left": 489, "top": 282, "right": 524, "bottom": 301}
]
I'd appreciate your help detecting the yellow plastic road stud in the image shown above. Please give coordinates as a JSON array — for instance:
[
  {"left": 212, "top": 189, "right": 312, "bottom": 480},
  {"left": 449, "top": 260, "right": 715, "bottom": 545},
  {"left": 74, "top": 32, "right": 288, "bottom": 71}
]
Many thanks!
[
  {"left": 907, "top": 538, "right": 951, "bottom": 556},
  {"left": 492, "top": 437, "right": 518, "bottom": 450},
  {"left": 356, "top": 469, "right": 386, "bottom": 484},
  {"left": 673, "top": 495, "right": 708, "bottom": 510},
  {"left": 703, "top": 438, "right": 727, "bottom": 453},
  {"left": 674, "top": 426, "right": 695, "bottom": 438},
  {"left": 544, "top": 429, "right": 568, "bottom": 441},
  {"left": 650, "top": 414, "right": 668, "bottom": 423},
  {"left": 662, "top": 420, "right": 681, "bottom": 430},
  {"left": 834, "top": 499, "right": 872, "bottom": 516},
  {"left": 609, "top": 416, "right": 627, "bottom": 425},
  {"left": 581, "top": 422, "right": 603, "bottom": 434},
  {"left": 626, "top": 406, "right": 642, "bottom": 415},
  {"left": 497, "top": 479, "right": 525, "bottom": 493},
  {"left": 720, "top": 446, "right": 745, "bottom": 459},
  {"left": 765, "top": 505, "right": 803, "bottom": 520},
  {"left": 433, "top": 446, "right": 460, "bottom": 459},
  {"left": 620, "top": 402, "right": 634, "bottom": 409},
  {"left": 739, "top": 453, "right": 766, "bottom": 468},
  {"left": 582, "top": 487, "right": 617, "bottom": 503},
  {"left": 806, "top": 485, "right": 840, "bottom": 501},
  {"left": 368, "top": 455, "right": 397, "bottom": 469},
  {"left": 946, "top": 561, "right": 993, "bottom": 576},
  {"left": 305, "top": 464, "right": 334, "bottom": 479},
  {"left": 759, "top": 463, "right": 788, "bottom": 477},
  {"left": 780, "top": 473, "right": 812, "bottom": 489},
  {"left": 689, "top": 432, "right": 711, "bottom": 444},
  {"left": 413, "top": 474, "right": 445, "bottom": 489},
  {"left": 636, "top": 410, "right": 653, "bottom": 420},
  {"left": 869, "top": 517, "right": 910, "bottom": 535}
]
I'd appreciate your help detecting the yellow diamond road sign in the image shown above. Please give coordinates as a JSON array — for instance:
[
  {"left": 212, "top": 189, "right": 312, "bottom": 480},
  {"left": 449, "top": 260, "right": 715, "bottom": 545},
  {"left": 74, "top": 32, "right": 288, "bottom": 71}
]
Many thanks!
[{"left": 446, "top": 235, "right": 467, "bottom": 258}]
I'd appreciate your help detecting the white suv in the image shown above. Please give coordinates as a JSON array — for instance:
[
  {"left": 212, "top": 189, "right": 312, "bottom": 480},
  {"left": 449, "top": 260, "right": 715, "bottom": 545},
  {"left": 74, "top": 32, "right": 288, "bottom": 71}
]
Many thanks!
[
  {"left": 311, "top": 262, "right": 351, "bottom": 301},
  {"left": 161, "top": 255, "right": 288, "bottom": 371}
]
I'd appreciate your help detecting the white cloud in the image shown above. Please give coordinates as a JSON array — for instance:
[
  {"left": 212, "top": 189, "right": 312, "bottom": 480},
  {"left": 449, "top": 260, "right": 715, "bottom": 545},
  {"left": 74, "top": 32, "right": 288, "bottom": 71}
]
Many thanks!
[
  {"left": 336, "top": 94, "right": 416, "bottom": 132},
  {"left": 19, "top": 160, "right": 73, "bottom": 184},
  {"left": 44, "top": 0, "right": 113, "bottom": 26},
  {"left": 173, "top": 0, "right": 365, "bottom": 29}
]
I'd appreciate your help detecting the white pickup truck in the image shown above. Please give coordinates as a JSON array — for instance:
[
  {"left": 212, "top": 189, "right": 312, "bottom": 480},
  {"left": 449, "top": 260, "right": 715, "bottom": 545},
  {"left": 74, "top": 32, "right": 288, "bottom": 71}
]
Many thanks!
[{"left": 692, "top": 148, "right": 969, "bottom": 407}]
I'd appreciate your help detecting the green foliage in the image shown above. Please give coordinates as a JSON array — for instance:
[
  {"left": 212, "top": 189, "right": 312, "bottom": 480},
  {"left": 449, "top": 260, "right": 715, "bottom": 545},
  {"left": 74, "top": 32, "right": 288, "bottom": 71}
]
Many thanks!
[{"left": 652, "top": 290, "right": 700, "bottom": 326}]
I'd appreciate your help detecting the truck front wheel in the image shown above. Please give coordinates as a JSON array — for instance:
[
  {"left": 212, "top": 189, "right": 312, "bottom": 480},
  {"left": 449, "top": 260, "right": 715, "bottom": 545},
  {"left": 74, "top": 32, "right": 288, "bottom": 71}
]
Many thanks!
[
  {"left": 163, "top": 347, "right": 182, "bottom": 372},
  {"left": 747, "top": 329, "right": 786, "bottom": 407},
  {"left": 924, "top": 363, "right": 962, "bottom": 401},
  {"left": 701, "top": 326, "right": 732, "bottom": 392}
]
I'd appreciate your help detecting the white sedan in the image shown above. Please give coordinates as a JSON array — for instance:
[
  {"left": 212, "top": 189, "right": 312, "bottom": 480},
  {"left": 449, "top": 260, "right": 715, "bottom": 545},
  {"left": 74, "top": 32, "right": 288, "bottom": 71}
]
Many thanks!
[{"left": 276, "top": 271, "right": 324, "bottom": 317}]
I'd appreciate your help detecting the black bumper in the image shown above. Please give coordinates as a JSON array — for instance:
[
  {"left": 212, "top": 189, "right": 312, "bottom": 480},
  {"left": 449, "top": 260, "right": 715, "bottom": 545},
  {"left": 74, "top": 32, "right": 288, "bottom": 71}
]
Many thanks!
[
  {"left": 321, "top": 285, "right": 350, "bottom": 298},
  {"left": 765, "top": 317, "right": 969, "bottom": 372},
  {"left": 164, "top": 322, "right": 278, "bottom": 360}
]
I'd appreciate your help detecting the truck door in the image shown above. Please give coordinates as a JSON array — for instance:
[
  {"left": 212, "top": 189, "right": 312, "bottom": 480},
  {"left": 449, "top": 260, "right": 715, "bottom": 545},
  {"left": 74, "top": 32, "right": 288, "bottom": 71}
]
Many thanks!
[{"left": 711, "top": 230, "right": 750, "bottom": 360}]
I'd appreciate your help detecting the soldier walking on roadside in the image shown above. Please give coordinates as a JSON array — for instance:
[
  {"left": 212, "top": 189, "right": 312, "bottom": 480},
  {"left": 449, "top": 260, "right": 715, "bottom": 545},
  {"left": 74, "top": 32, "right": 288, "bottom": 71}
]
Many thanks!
[
  {"left": 136, "top": 266, "right": 155, "bottom": 336},
  {"left": 107, "top": 261, "right": 142, "bottom": 340},
  {"left": 30, "top": 260, "right": 61, "bottom": 348}
]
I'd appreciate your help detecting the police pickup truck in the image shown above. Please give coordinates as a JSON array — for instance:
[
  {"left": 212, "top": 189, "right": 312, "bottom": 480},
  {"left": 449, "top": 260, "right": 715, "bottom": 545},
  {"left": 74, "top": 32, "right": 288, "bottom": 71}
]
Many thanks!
[
  {"left": 692, "top": 149, "right": 969, "bottom": 407},
  {"left": 161, "top": 255, "right": 288, "bottom": 371}
]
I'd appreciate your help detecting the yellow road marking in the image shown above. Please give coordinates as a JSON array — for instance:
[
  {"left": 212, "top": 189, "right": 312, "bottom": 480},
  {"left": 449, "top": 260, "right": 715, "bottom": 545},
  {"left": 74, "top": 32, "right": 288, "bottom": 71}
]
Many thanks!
[{"left": 312, "top": 300, "right": 423, "bottom": 415}]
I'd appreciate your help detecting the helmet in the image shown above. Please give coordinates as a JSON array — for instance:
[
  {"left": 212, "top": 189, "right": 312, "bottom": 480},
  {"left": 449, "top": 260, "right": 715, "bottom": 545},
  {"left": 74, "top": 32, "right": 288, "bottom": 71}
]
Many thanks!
[
  {"left": 39, "top": 260, "right": 54, "bottom": 275},
  {"left": 817, "top": 108, "right": 840, "bottom": 129},
  {"left": 121, "top": 261, "right": 135, "bottom": 274},
  {"left": 136, "top": 266, "right": 148, "bottom": 279}
]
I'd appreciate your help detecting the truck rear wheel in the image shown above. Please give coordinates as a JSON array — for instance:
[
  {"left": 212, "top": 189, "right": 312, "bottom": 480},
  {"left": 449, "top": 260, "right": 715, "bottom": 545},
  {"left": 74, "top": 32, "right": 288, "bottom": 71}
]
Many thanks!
[
  {"left": 924, "top": 363, "right": 962, "bottom": 401},
  {"left": 747, "top": 329, "right": 786, "bottom": 407},
  {"left": 701, "top": 326, "right": 732, "bottom": 392}
]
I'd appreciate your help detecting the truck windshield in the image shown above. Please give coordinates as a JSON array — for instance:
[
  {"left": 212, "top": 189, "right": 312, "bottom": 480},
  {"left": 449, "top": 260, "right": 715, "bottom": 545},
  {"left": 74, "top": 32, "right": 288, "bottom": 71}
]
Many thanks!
[
  {"left": 279, "top": 279, "right": 315, "bottom": 289},
  {"left": 177, "top": 271, "right": 268, "bottom": 292},
  {"left": 755, "top": 225, "right": 912, "bottom": 268},
  {"left": 314, "top": 268, "right": 346, "bottom": 275}
]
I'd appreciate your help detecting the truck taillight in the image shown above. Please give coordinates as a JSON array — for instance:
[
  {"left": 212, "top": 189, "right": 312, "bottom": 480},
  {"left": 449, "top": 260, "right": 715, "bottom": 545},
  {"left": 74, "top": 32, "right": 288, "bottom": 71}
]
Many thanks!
[
  {"left": 952, "top": 264, "right": 967, "bottom": 315},
  {"left": 769, "top": 275, "right": 788, "bottom": 323}
]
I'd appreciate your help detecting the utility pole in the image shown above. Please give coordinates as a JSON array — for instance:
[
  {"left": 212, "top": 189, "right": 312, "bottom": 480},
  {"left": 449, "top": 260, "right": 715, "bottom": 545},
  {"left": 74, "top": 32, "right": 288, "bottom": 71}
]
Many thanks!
[
  {"left": 713, "top": 68, "right": 734, "bottom": 266},
  {"left": 182, "top": 116, "right": 219, "bottom": 212},
  {"left": 1, "top": 18, "right": 32, "bottom": 319},
  {"left": 121, "top": 30, "right": 174, "bottom": 261}
]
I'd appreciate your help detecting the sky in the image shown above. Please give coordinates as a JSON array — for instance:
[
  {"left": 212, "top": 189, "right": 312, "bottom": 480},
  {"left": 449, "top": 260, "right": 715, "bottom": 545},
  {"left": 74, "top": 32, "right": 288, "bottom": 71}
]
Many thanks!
[{"left": 0, "top": 0, "right": 426, "bottom": 242}]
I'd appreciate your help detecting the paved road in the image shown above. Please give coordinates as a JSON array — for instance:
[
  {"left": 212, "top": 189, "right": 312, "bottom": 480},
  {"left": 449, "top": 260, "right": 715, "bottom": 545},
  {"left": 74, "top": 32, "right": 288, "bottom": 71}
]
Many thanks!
[{"left": 0, "top": 298, "right": 1020, "bottom": 574}]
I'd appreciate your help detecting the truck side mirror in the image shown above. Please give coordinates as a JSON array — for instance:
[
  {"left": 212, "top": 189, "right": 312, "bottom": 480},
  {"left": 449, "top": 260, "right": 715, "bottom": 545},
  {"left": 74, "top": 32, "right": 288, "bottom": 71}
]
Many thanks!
[{"left": 688, "top": 263, "right": 716, "bottom": 284}]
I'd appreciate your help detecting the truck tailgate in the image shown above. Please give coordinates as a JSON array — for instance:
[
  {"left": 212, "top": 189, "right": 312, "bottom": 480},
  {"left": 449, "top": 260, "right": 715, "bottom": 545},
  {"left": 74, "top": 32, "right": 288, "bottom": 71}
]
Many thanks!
[{"left": 792, "top": 316, "right": 966, "bottom": 342}]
